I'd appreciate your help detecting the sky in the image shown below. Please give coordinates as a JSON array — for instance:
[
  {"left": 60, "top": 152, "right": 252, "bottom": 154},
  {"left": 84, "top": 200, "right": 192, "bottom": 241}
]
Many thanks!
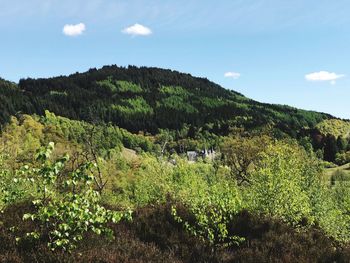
[{"left": 0, "top": 0, "right": 349, "bottom": 119}]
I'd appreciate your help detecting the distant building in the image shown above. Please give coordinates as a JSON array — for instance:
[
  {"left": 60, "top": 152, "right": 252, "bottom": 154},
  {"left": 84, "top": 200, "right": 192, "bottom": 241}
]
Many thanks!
[
  {"left": 187, "top": 149, "right": 216, "bottom": 162},
  {"left": 187, "top": 151, "right": 198, "bottom": 162},
  {"left": 204, "top": 149, "right": 216, "bottom": 161}
]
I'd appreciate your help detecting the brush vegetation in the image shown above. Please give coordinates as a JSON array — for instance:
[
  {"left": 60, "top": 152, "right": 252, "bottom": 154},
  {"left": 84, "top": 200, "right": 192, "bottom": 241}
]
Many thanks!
[{"left": 1, "top": 66, "right": 350, "bottom": 262}]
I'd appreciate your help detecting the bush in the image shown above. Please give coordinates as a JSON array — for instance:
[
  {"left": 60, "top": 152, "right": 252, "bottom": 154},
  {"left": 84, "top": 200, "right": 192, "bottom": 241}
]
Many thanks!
[{"left": 12, "top": 143, "right": 131, "bottom": 251}]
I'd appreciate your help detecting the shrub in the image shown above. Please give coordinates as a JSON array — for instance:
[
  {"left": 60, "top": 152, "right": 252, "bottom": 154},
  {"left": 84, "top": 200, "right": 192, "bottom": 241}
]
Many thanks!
[{"left": 15, "top": 143, "right": 132, "bottom": 251}]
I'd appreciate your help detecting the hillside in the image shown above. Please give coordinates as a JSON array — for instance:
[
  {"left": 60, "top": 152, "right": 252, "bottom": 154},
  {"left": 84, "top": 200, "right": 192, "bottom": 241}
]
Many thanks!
[
  {"left": 2, "top": 66, "right": 350, "bottom": 262},
  {"left": 1, "top": 66, "right": 333, "bottom": 137},
  {"left": 1, "top": 109, "right": 350, "bottom": 262}
]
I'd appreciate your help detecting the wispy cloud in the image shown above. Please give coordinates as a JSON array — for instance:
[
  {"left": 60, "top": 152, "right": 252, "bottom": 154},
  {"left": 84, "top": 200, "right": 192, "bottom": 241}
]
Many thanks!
[
  {"left": 224, "top": 71, "right": 241, "bottom": 79},
  {"left": 122, "top": 23, "right": 152, "bottom": 36},
  {"left": 305, "top": 71, "right": 345, "bottom": 85},
  {"left": 62, "top": 23, "right": 86, "bottom": 36}
]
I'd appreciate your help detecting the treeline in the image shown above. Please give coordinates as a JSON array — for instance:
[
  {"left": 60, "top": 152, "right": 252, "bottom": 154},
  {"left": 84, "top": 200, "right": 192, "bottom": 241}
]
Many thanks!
[
  {"left": 1, "top": 65, "right": 333, "bottom": 137},
  {"left": 0, "top": 78, "right": 35, "bottom": 125},
  {"left": 301, "top": 120, "right": 350, "bottom": 164},
  {"left": 0, "top": 111, "right": 155, "bottom": 168}
]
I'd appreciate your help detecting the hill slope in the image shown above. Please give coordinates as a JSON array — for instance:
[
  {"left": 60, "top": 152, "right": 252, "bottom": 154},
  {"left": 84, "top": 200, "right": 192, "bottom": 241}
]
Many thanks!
[{"left": 1, "top": 66, "right": 333, "bottom": 136}]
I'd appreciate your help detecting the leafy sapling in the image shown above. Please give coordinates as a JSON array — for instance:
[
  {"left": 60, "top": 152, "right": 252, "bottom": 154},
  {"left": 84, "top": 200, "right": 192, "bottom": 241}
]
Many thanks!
[{"left": 20, "top": 142, "right": 132, "bottom": 251}]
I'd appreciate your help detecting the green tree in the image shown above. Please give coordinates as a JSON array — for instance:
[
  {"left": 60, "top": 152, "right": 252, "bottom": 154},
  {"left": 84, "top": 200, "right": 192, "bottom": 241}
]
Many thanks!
[
  {"left": 172, "top": 180, "right": 244, "bottom": 251},
  {"left": 221, "top": 135, "right": 271, "bottom": 185},
  {"left": 19, "top": 143, "right": 132, "bottom": 251},
  {"left": 246, "top": 141, "right": 313, "bottom": 225},
  {"left": 324, "top": 135, "right": 339, "bottom": 162},
  {"left": 337, "top": 136, "right": 348, "bottom": 152}
]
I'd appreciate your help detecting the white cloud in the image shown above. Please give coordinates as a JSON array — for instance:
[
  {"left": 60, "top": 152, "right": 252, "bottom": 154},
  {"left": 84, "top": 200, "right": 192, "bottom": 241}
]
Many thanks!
[
  {"left": 122, "top": 23, "right": 152, "bottom": 36},
  {"left": 62, "top": 23, "right": 86, "bottom": 36},
  {"left": 305, "top": 71, "right": 345, "bottom": 84},
  {"left": 224, "top": 72, "right": 241, "bottom": 79}
]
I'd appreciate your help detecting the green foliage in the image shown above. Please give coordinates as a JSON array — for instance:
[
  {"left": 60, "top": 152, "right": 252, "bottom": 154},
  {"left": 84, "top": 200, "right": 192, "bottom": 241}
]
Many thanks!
[
  {"left": 172, "top": 181, "right": 244, "bottom": 249},
  {"left": 241, "top": 139, "right": 350, "bottom": 242},
  {"left": 331, "top": 169, "right": 350, "bottom": 184},
  {"left": 43, "top": 110, "right": 154, "bottom": 154},
  {"left": 333, "top": 181, "right": 350, "bottom": 227},
  {"left": 2, "top": 65, "right": 350, "bottom": 260},
  {"left": 317, "top": 119, "right": 350, "bottom": 138},
  {"left": 0, "top": 115, "right": 43, "bottom": 165},
  {"left": 2, "top": 115, "right": 350, "bottom": 247},
  {"left": 1, "top": 70, "right": 350, "bottom": 256},
  {"left": 97, "top": 77, "right": 118, "bottom": 93},
  {"left": 118, "top": 154, "right": 245, "bottom": 249},
  {"left": 0, "top": 78, "right": 34, "bottom": 124},
  {"left": 324, "top": 134, "right": 339, "bottom": 162},
  {"left": 157, "top": 95, "right": 198, "bottom": 114},
  {"left": 198, "top": 96, "right": 229, "bottom": 108},
  {"left": 116, "top": 80, "right": 143, "bottom": 93},
  {"left": 0, "top": 155, "right": 25, "bottom": 211},
  {"left": 128, "top": 156, "right": 171, "bottom": 206},
  {"left": 159, "top": 85, "right": 190, "bottom": 97},
  {"left": 97, "top": 77, "right": 143, "bottom": 94},
  {"left": 221, "top": 134, "right": 271, "bottom": 184},
  {"left": 17, "top": 143, "right": 132, "bottom": 251},
  {"left": 0, "top": 65, "right": 332, "bottom": 136},
  {"left": 246, "top": 141, "right": 314, "bottom": 225},
  {"left": 49, "top": 90, "right": 68, "bottom": 97},
  {"left": 312, "top": 182, "right": 350, "bottom": 242},
  {"left": 335, "top": 151, "right": 350, "bottom": 165},
  {"left": 111, "top": 97, "right": 154, "bottom": 119}
]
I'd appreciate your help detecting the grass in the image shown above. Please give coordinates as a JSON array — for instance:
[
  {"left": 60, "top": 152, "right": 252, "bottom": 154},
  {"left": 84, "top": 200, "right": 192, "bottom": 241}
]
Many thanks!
[{"left": 324, "top": 163, "right": 350, "bottom": 184}]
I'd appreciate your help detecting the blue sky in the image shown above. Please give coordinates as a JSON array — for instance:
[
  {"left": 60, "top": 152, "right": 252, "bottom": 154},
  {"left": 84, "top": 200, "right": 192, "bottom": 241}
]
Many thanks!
[{"left": 1, "top": 0, "right": 349, "bottom": 119}]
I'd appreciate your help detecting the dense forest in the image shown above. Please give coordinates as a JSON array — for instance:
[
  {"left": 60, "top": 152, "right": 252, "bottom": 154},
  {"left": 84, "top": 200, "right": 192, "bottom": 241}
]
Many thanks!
[
  {"left": 1, "top": 66, "right": 333, "bottom": 134},
  {"left": 1, "top": 66, "right": 349, "bottom": 163},
  {"left": 1, "top": 66, "right": 350, "bottom": 262}
]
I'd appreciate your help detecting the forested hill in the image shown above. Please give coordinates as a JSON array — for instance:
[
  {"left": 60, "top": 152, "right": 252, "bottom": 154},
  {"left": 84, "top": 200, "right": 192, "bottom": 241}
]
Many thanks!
[{"left": 1, "top": 66, "right": 333, "bottom": 135}]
